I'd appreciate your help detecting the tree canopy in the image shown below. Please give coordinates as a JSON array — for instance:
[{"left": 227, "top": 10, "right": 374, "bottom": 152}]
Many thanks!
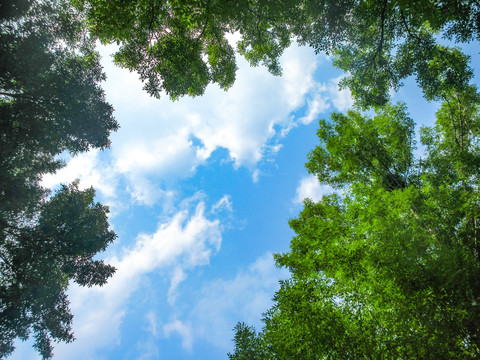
[
  {"left": 224, "top": 1, "right": 480, "bottom": 358},
  {"left": 1, "top": 0, "right": 118, "bottom": 358},
  {"left": 229, "top": 92, "right": 480, "bottom": 358},
  {"left": 0, "top": 182, "right": 116, "bottom": 359},
  {"left": 74, "top": 0, "right": 479, "bottom": 105},
  {"left": 2, "top": 0, "right": 480, "bottom": 358}
]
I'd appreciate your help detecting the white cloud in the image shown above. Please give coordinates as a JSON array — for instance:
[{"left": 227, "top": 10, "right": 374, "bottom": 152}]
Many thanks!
[
  {"left": 252, "top": 169, "right": 260, "bottom": 183},
  {"left": 48, "top": 197, "right": 224, "bottom": 359},
  {"left": 163, "top": 319, "right": 193, "bottom": 351},
  {"left": 295, "top": 175, "right": 335, "bottom": 203},
  {"left": 167, "top": 267, "right": 187, "bottom": 304},
  {"left": 188, "top": 252, "right": 289, "bottom": 350},
  {"left": 299, "top": 92, "right": 330, "bottom": 125},
  {"left": 211, "top": 195, "right": 233, "bottom": 214},
  {"left": 145, "top": 311, "right": 159, "bottom": 338},
  {"left": 125, "top": 174, "right": 176, "bottom": 207},
  {"left": 43, "top": 45, "right": 352, "bottom": 210},
  {"left": 298, "top": 75, "right": 354, "bottom": 126},
  {"left": 114, "top": 126, "right": 201, "bottom": 177},
  {"left": 41, "top": 149, "right": 117, "bottom": 199},
  {"left": 89, "top": 43, "right": 327, "bottom": 205},
  {"left": 326, "top": 75, "right": 354, "bottom": 112}
]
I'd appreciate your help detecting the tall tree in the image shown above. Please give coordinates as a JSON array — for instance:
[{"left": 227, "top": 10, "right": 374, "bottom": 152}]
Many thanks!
[
  {"left": 1, "top": 0, "right": 118, "bottom": 215},
  {"left": 0, "top": 182, "right": 116, "bottom": 359},
  {"left": 74, "top": 0, "right": 478, "bottom": 105},
  {"left": 1, "top": 0, "right": 118, "bottom": 358},
  {"left": 229, "top": 95, "right": 480, "bottom": 358}
]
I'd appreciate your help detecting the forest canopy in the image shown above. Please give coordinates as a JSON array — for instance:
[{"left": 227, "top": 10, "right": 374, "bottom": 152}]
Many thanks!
[
  {"left": 74, "top": 0, "right": 479, "bottom": 105},
  {"left": 225, "top": 1, "right": 480, "bottom": 359},
  {"left": 1, "top": 0, "right": 479, "bottom": 358},
  {"left": 230, "top": 95, "right": 480, "bottom": 358},
  {"left": 1, "top": 0, "right": 117, "bottom": 358}
]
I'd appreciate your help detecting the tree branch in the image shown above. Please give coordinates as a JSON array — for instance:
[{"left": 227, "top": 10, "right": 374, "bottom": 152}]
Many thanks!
[{"left": 371, "top": 0, "right": 388, "bottom": 71}]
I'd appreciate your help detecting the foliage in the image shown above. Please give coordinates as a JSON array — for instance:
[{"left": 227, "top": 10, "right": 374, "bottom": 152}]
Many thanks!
[
  {"left": 0, "top": 182, "right": 116, "bottom": 359},
  {"left": 229, "top": 93, "right": 480, "bottom": 358},
  {"left": 0, "top": 0, "right": 118, "bottom": 216},
  {"left": 227, "top": 322, "right": 269, "bottom": 360},
  {"left": 0, "top": 0, "right": 118, "bottom": 358},
  {"left": 74, "top": 0, "right": 479, "bottom": 105}
]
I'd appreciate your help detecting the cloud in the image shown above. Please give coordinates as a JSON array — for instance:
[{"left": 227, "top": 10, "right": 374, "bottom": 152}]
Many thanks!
[
  {"left": 145, "top": 311, "right": 158, "bottom": 338},
  {"left": 43, "top": 44, "right": 352, "bottom": 209},
  {"left": 47, "top": 196, "right": 224, "bottom": 359},
  {"left": 163, "top": 319, "right": 193, "bottom": 351},
  {"left": 41, "top": 149, "right": 117, "bottom": 199},
  {"left": 326, "top": 75, "right": 354, "bottom": 112},
  {"left": 211, "top": 195, "right": 233, "bottom": 214},
  {"left": 252, "top": 169, "right": 260, "bottom": 183},
  {"left": 88, "top": 43, "right": 326, "bottom": 205},
  {"left": 125, "top": 174, "right": 176, "bottom": 207},
  {"left": 42, "top": 43, "right": 353, "bottom": 211},
  {"left": 167, "top": 267, "right": 187, "bottom": 304},
  {"left": 186, "top": 252, "right": 289, "bottom": 350},
  {"left": 40, "top": 149, "right": 129, "bottom": 218},
  {"left": 298, "top": 75, "right": 354, "bottom": 125},
  {"left": 294, "top": 175, "right": 335, "bottom": 203},
  {"left": 298, "top": 91, "right": 330, "bottom": 125}
]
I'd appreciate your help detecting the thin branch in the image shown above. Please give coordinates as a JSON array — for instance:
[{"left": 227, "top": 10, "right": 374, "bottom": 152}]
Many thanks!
[
  {"left": 0, "top": 91, "right": 29, "bottom": 99},
  {"left": 373, "top": 0, "right": 388, "bottom": 69},
  {"left": 442, "top": 94, "right": 462, "bottom": 149},
  {"left": 399, "top": 10, "right": 422, "bottom": 43}
]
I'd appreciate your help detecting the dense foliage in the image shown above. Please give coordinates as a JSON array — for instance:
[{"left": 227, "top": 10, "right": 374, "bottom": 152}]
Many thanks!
[
  {"left": 229, "top": 93, "right": 480, "bottom": 359},
  {"left": 0, "top": 0, "right": 118, "bottom": 358},
  {"left": 226, "top": 1, "right": 480, "bottom": 357},
  {"left": 74, "top": 0, "right": 478, "bottom": 104},
  {"left": 0, "top": 182, "right": 116, "bottom": 359},
  {"left": 2, "top": 0, "right": 479, "bottom": 358}
]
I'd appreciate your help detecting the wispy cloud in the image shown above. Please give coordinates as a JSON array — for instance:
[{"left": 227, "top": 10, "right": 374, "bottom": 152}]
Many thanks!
[
  {"left": 163, "top": 319, "right": 193, "bottom": 351},
  {"left": 186, "top": 252, "right": 289, "bottom": 350},
  {"left": 41, "top": 196, "right": 226, "bottom": 359},
  {"left": 294, "top": 175, "right": 335, "bottom": 204}
]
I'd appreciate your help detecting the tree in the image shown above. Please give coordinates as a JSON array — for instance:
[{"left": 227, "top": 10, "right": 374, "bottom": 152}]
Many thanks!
[
  {"left": 228, "top": 322, "right": 269, "bottom": 360},
  {"left": 229, "top": 95, "right": 480, "bottom": 358},
  {"left": 1, "top": 0, "right": 118, "bottom": 358},
  {"left": 1, "top": 0, "right": 118, "bottom": 215},
  {"left": 0, "top": 182, "right": 116, "bottom": 359},
  {"left": 73, "top": 0, "right": 478, "bottom": 105}
]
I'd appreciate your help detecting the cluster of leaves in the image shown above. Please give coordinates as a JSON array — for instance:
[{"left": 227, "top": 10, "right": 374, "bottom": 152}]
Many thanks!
[
  {"left": 0, "top": 182, "right": 116, "bottom": 358},
  {"left": 224, "top": 1, "right": 480, "bottom": 358},
  {"left": 73, "top": 0, "right": 479, "bottom": 105},
  {"left": 0, "top": 0, "right": 118, "bottom": 358},
  {"left": 229, "top": 93, "right": 480, "bottom": 358}
]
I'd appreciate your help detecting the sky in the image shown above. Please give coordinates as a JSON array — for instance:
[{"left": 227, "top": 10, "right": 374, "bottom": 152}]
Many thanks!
[{"left": 10, "top": 38, "right": 480, "bottom": 359}]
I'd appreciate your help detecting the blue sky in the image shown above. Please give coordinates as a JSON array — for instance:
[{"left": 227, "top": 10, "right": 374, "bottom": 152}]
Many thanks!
[{"left": 11, "top": 39, "right": 480, "bottom": 359}]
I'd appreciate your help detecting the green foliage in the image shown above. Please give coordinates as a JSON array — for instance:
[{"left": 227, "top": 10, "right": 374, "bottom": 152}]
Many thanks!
[
  {"left": 0, "top": 182, "right": 116, "bottom": 359},
  {"left": 0, "top": 0, "right": 118, "bottom": 216},
  {"left": 230, "top": 91, "right": 480, "bottom": 358},
  {"left": 225, "top": 4, "right": 480, "bottom": 356},
  {"left": 228, "top": 322, "right": 268, "bottom": 360},
  {"left": 306, "top": 103, "right": 415, "bottom": 190},
  {"left": 74, "top": 0, "right": 479, "bottom": 106},
  {"left": 0, "top": 1, "right": 118, "bottom": 358},
  {"left": 73, "top": 0, "right": 244, "bottom": 99}
]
